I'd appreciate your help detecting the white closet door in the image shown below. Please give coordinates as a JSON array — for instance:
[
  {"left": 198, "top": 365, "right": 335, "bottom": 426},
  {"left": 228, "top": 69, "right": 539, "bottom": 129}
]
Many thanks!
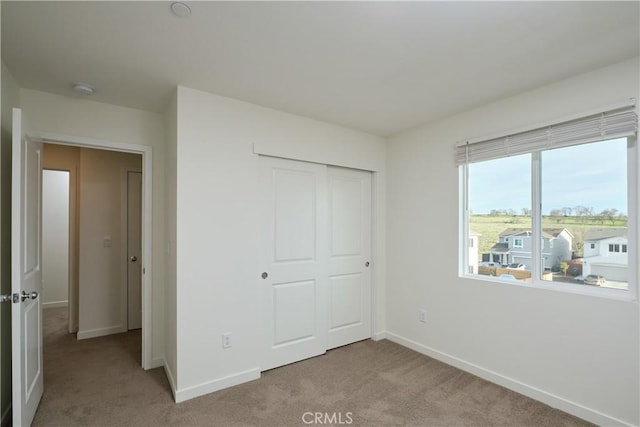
[
  {"left": 326, "top": 167, "right": 372, "bottom": 349},
  {"left": 260, "top": 156, "right": 328, "bottom": 371}
]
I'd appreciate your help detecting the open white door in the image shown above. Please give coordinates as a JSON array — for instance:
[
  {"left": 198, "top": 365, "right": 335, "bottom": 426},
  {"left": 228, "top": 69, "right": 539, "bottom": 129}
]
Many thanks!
[
  {"left": 12, "top": 108, "right": 44, "bottom": 426},
  {"left": 261, "top": 156, "right": 328, "bottom": 371}
]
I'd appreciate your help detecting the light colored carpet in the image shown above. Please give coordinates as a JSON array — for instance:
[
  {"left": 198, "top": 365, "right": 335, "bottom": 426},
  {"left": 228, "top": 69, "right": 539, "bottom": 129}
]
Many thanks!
[{"left": 34, "top": 307, "right": 591, "bottom": 426}]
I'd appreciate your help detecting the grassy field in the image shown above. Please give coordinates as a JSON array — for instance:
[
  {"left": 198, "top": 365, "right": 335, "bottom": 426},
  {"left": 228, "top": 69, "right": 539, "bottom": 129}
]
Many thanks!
[{"left": 470, "top": 214, "right": 627, "bottom": 260}]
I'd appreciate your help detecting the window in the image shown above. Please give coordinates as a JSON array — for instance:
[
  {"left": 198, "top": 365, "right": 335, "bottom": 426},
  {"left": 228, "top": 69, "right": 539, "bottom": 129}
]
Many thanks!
[
  {"left": 467, "top": 154, "right": 531, "bottom": 272},
  {"left": 609, "top": 243, "right": 625, "bottom": 253},
  {"left": 540, "top": 138, "right": 628, "bottom": 288},
  {"left": 459, "top": 103, "right": 636, "bottom": 296}
]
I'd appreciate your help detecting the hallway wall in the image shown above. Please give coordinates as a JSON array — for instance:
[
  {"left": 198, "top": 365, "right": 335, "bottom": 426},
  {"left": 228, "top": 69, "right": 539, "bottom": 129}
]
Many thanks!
[{"left": 77, "top": 148, "right": 141, "bottom": 338}]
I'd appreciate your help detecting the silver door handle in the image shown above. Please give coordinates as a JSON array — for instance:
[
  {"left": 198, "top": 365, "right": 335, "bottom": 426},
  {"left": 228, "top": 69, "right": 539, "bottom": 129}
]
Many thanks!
[
  {"left": 130, "top": 256, "right": 137, "bottom": 262},
  {"left": 21, "top": 291, "right": 38, "bottom": 302}
]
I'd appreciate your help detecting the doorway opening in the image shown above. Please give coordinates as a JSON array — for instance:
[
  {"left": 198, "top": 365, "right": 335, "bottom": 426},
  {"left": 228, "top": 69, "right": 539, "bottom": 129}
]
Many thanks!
[{"left": 41, "top": 141, "right": 149, "bottom": 367}]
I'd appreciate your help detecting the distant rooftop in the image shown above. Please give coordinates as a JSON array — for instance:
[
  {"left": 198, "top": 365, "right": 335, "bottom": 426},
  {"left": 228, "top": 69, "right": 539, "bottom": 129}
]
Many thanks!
[
  {"left": 584, "top": 228, "right": 627, "bottom": 241},
  {"left": 499, "top": 228, "right": 573, "bottom": 239},
  {"left": 490, "top": 243, "right": 510, "bottom": 253}
]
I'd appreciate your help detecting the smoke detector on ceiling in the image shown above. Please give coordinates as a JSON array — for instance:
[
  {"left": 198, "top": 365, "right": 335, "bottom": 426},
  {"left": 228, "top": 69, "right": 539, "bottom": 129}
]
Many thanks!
[
  {"left": 72, "top": 82, "right": 94, "bottom": 96},
  {"left": 170, "top": 2, "right": 191, "bottom": 18}
]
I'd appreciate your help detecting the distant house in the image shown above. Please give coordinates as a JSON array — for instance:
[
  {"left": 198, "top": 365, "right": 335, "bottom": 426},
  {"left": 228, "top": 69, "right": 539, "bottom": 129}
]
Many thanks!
[
  {"left": 583, "top": 228, "right": 628, "bottom": 282},
  {"left": 468, "top": 231, "right": 480, "bottom": 274},
  {"left": 487, "top": 228, "right": 573, "bottom": 270}
]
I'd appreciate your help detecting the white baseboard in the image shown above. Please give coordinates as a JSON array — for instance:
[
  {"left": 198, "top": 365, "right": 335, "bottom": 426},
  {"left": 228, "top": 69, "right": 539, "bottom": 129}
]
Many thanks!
[
  {"left": 163, "top": 359, "right": 178, "bottom": 402},
  {"left": 148, "top": 357, "right": 164, "bottom": 369},
  {"left": 174, "top": 368, "right": 261, "bottom": 403},
  {"left": 77, "top": 324, "right": 126, "bottom": 340},
  {"left": 43, "top": 301, "right": 68, "bottom": 309},
  {"left": 383, "top": 331, "right": 633, "bottom": 427},
  {"left": 372, "top": 331, "right": 387, "bottom": 341},
  {"left": 1, "top": 403, "right": 11, "bottom": 427}
]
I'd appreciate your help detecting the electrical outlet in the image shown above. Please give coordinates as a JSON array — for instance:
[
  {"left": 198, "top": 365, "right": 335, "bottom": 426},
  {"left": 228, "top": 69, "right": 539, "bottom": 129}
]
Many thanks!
[
  {"left": 222, "top": 332, "right": 232, "bottom": 348},
  {"left": 419, "top": 309, "right": 427, "bottom": 323}
]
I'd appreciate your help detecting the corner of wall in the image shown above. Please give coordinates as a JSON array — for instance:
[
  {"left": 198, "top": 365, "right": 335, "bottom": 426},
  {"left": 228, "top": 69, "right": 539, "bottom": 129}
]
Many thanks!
[
  {"left": 163, "top": 86, "right": 178, "bottom": 386},
  {"left": 162, "top": 358, "right": 178, "bottom": 402}
]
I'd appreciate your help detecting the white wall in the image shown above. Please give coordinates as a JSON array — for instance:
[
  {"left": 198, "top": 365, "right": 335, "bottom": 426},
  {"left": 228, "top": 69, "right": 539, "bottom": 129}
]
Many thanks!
[
  {"left": 0, "top": 60, "right": 20, "bottom": 427},
  {"left": 78, "top": 148, "right": 141, "bottom": 338},
  {"left": 42, "top": 170, "right": 70, "bottom": 308},
  {"left": 386, "top": 57, "right": 639, "bottom": 426},
  {"left": 172, "top": 86, "right": 386, "bottom": 401},
  {"left": 163, "top": 90, "right": 178, "bottom": 391},
  {"left": 19, "top": 89, "right": 166, "bottom": 364}
]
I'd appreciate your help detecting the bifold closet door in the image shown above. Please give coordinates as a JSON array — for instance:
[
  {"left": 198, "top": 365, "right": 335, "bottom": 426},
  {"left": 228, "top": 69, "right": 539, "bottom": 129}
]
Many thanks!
[
  {"left": 260, "top": 156, "right": 328, "bottom": 371},
  {"left": 326, "top": 167, "right": 372, "bottom": 350}
]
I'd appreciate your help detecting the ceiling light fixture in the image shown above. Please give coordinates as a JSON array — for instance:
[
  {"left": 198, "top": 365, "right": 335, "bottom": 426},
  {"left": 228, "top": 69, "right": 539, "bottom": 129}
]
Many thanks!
[
  {"left": 170, "top": 2, "right": 191, "bottom": 18},
  {"left": 72, "top": 82, "right": 94, "bottom": 96}
]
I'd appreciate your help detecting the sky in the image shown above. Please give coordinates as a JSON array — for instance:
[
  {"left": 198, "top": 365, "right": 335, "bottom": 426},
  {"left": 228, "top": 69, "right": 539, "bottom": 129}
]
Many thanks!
[{"left": 468, "top": 138, "right": 628, "bottom": 215}]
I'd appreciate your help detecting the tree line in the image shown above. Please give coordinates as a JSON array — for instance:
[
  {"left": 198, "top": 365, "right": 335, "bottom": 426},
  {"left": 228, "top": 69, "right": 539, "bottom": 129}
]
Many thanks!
[
  {"left": 482, "top": 206, "right": 627, "bottom": 225},
  {"left": 547, "top": 206, "right": 626, "bottom": 225}
]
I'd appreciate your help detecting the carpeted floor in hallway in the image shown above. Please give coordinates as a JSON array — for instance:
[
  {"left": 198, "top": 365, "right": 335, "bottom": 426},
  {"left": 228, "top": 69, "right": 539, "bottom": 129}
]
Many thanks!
[{"left": 33, "top": 307, "right": 591, "bottom": 426}]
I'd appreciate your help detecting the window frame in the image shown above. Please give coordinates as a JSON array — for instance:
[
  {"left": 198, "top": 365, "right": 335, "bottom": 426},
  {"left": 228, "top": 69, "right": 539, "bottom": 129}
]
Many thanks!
[{"left": 459, "top": 134, "right": 638, "bottom": 302}]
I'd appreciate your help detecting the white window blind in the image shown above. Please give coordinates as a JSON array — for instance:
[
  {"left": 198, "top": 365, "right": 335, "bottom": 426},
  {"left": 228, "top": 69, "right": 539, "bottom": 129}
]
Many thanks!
[{"left": 455, "top": 104, "right": 638, "bottom": 165}]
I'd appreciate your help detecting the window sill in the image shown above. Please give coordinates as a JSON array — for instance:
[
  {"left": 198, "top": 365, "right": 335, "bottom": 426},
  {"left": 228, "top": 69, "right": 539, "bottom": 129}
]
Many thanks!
[{"left": 460, "top": 273, "right": 637, "bottom": 302}]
